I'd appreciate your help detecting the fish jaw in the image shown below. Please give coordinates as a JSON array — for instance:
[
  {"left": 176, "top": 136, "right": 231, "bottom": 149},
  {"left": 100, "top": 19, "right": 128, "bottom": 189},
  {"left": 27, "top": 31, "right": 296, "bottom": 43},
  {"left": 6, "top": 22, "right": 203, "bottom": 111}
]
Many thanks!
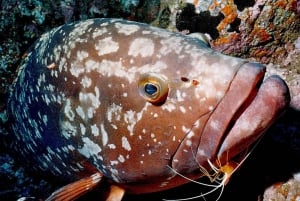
[{"left": 196, "top": 63, "right": 290, "bottom": 166}]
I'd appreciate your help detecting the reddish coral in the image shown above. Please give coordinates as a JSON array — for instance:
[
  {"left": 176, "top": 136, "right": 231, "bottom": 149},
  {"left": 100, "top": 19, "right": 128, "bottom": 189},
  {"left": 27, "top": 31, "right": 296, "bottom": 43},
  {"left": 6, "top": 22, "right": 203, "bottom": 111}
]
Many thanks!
[
  {"left": 217, "top": 4, "right": 238, "bottom": 32},
  {"left": 250, "top": 27, "right": 272, "bottom": 45},
  {"left": 212, "top": 32, "right": 239, "bottom": 46},
  {"left": 275, "top": 0, "right": 288, "bottom": 8},
  {"left": 208, "top": 0, "right": 238, "bottom": 33}
]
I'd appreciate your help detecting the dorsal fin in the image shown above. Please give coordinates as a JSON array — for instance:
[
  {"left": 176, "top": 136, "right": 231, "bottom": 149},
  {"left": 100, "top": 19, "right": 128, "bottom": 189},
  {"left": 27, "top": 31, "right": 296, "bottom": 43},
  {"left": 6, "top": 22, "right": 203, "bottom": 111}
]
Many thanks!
[{"left": 45, "top": 172, "right": 103, "bottom": 201}]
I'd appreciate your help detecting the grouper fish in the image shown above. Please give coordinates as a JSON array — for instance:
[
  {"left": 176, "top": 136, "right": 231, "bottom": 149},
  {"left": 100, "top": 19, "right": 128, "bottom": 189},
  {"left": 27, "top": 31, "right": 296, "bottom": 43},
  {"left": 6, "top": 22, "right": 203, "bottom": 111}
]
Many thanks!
[{"left": 7, "top": 18, "right": 290, "bottom": 200}]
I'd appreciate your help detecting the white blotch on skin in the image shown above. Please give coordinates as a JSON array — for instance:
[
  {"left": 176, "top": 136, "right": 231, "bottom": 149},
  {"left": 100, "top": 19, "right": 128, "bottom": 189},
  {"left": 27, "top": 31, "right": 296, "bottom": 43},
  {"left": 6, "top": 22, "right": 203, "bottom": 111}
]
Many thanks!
[
  {"left": 79, "top": 87, "right": 100, "bottom": 109},
  {"left": 68, "top": 145, "right": 75, "bottom": 151},
  {"left": 92, "top": 27, "right": 108, "bottom": 39},
  {"left": 76, "top": 106, "right": 85, "bottom": 120},
  {"left": 128, "top": 38, "right": 154, "bottom": 57},
  {"left": 85, "top": 59, "right": 167, "bottom": 83},
  {"left": 64, "top": 99, "right": 75, "bottom": 121},
  {"left": 159, "top": 36, "right": 184, "bottom": 55},
  {"left": 110, "top": 167, "right": 121, "bottom": 183},
  {"left": 61, "top": 121, "right": 76, "bottom": 138},
  {"left": 210, "top": 119, "right": 221, "bottom": 131},
  {"left": 162, "top": 103, "right": 176, "bottom": 112},
  {"left": 87, "top": 107, "right": 94, "bottom": 119},
  {"left": 121, "top": 136, "right": 131, "bottom": 151},
  {"left": 78, "top": 137, "right": 102, "bottom": 158},
  {"left": 111, "top": 124, "right": 118, "bottom": 129},
  {"left": 81, "top": 76, "right": 92, "bottom": 88},
  {"left": 107, "top": 103, "right": 122, "bottom": 123},
  {"left": 115, "top": 22, "right": 140, "bottom": 35},
  {"left": 70, "top": 62, "right": 85, "bottom": 77},
  {"left": 101, "top": 124, "right": 108, "bottom": 146},
  {"left": 108, "top": 144, "right": 116, "bottom": 149},
  {"left": 91, "top": 124, "right": 99, "bottom": 136},
  {"left": 80, "top": 123, "right": 86, "bottom": 135},
  {"left": 186, "top": 140, "right": 192, "bottom": 146},
  {"left": 198, "top": 149, "right": 208, "bottom": 157},
  {"left": 182, "top": 125, "right": 190, "bottom": 134},
  {"left": 176, "top": 90, "right": 185, "bottom": 102},
  {"left": 37, "top": 73, "right": 45, "bottom": 87},
  {"left": 179, "top": 106, "right": 186, "bottom": 113},
  {"left": 118, "top": 155, "right": 125, "bottom": 163},
  {"left": 187, "top": 131, "right": 195, "bottom": 138},
  {"left": 95, "top": 37, "right": 119, "bottom": 56},
  {"left": 124, "top": 106, "right": 147, "bottom": 136},
  {"left": 110, "top": 160, "right": 119, "bottom": 165},
  {"left": 77, "top": 50, "right": 89, "bottom": 61},
  {"left": 42, "top": 114, "right": 48, "bottom": 124}
]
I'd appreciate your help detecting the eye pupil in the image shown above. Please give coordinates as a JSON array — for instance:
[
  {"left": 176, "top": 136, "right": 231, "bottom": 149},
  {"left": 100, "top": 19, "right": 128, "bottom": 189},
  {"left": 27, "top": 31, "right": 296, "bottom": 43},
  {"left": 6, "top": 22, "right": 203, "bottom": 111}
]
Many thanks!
[{"left": 144, "top": 83, "right": 158, "bottom": 95}]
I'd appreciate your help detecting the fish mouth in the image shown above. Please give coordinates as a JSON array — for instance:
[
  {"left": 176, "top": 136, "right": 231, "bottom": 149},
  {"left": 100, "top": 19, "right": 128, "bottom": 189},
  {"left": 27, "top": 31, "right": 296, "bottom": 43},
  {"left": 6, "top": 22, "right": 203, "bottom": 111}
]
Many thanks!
[
  {"left": 172, "top": 62, "right": 290, "bottom": 173},
  {"left": 196, "top": 62, "right": 290, "bottom": 166}
]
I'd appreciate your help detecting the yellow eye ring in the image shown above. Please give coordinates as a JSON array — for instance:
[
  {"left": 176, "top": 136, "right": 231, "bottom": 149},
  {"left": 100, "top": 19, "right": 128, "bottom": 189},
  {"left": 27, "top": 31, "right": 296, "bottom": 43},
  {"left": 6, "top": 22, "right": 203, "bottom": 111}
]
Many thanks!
[{"left": 138, "top": 73, "right": 169, "bottom": 105}]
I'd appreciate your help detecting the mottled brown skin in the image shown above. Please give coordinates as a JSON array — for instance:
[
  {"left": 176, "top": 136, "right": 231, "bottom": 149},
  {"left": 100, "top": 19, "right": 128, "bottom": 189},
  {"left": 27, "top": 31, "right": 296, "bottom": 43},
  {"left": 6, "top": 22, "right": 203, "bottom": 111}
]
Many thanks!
[{"left": 7, "top": 18, "right": 290, "bottom": 199}]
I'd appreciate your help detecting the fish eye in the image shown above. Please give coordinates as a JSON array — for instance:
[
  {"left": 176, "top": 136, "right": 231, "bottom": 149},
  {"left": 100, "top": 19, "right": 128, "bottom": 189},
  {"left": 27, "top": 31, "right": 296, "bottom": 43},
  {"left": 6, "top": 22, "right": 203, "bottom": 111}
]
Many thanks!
[{"left": 138, "top": 73, "right": 169, "bottom": 105}]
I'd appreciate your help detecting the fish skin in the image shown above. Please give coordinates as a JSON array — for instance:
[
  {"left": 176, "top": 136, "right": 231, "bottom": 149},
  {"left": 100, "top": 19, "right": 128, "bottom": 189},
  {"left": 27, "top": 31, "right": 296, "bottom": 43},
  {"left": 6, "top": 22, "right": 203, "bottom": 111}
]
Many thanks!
[{"left": 7, "top": 18, "right": 290, "bottom": 195}]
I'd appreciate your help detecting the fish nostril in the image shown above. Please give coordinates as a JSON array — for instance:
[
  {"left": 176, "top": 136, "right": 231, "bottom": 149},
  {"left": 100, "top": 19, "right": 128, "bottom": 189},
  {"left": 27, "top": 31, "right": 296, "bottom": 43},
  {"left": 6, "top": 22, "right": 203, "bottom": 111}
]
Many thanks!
[
  {"left": 192, "top": 80, "right": 199, "bottom": 85},
  {"left": 180, "top": 77, "right": 189, "bottom": 82},
  {"left": 180, "top": 77, "right": 199, "bottom": 86}
]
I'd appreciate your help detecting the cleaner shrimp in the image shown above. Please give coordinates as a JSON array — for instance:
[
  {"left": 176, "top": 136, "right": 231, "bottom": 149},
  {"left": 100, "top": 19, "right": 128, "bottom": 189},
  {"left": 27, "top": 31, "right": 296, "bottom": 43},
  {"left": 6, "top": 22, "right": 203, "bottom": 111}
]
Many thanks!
[{"left": 164, "top": 149, "right": 253, "bottom": 201}]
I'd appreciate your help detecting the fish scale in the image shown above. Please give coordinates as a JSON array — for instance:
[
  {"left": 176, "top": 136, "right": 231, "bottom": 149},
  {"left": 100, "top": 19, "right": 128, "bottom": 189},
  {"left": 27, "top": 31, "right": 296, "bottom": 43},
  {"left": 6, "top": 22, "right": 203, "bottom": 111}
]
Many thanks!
[{"left": 7, "top": 18, "right": 290, "bottom": 200}]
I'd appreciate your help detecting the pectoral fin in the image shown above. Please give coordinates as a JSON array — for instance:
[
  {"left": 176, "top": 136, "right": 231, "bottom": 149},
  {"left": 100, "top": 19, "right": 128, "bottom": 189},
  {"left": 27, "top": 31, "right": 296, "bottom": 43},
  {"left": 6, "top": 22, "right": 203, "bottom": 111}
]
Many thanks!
[{"left": 46, "top": 172, "right": 103, "bottom": 201}]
